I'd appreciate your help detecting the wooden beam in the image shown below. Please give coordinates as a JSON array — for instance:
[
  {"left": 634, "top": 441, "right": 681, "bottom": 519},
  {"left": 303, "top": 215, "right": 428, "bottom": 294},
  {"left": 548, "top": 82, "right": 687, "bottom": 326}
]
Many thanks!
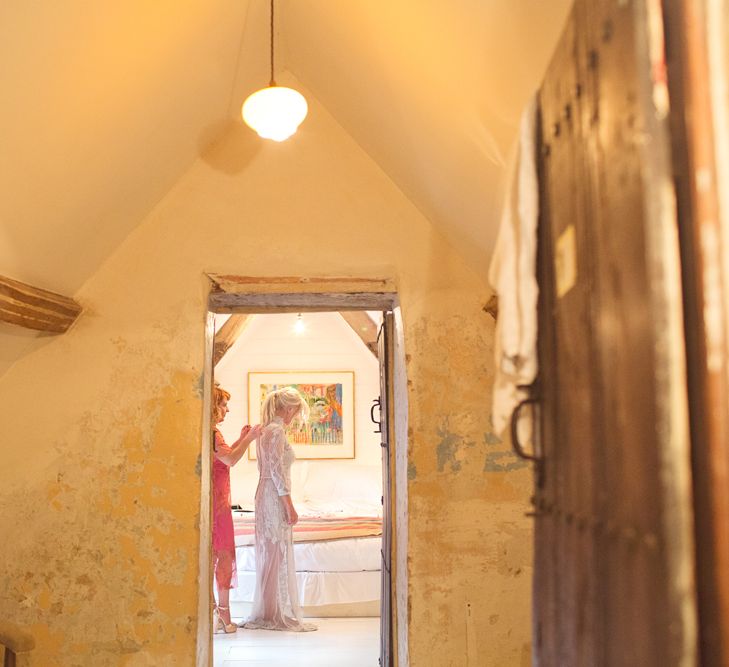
[
  {"left": 0, "top": 275, "right": 81, "bottom": 334},
  {"left": 207, "top": 274, "right": 395, "bottom": 294},
  {"left": 339, "top": 311, "right": 379, "bottom": 358},
  {"left": 208, "top": 291, "right": 397, "bottom": 313},
  {"left": 213, "top": 315, "right": 251, "bottom": 366}
]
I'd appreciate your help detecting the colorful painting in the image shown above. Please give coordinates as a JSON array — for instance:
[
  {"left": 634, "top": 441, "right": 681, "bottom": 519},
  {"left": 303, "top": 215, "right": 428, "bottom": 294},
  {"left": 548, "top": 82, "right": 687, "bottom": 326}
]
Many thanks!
[
  {"left": 248, "top": 371, "right": 355, "bottom": 460},
  {"left": 259, "top": 382, "right": 343, "bottom": 445}
]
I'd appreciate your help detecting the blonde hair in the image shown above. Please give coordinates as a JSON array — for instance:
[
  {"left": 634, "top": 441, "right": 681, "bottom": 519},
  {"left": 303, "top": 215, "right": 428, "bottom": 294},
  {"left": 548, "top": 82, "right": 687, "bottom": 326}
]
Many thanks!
[
  {"left": 261, "top": 387, "right": 309, "bottom": 426},
  {"left": 213, "top": 385, "right": 231, "bottom": 423}
]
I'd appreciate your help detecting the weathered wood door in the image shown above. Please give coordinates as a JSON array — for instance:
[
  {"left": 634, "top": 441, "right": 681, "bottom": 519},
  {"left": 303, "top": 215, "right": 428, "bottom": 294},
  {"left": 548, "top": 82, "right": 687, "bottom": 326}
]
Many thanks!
[{"left": 533, "top": 1, "right": 697, "bottom": 665}]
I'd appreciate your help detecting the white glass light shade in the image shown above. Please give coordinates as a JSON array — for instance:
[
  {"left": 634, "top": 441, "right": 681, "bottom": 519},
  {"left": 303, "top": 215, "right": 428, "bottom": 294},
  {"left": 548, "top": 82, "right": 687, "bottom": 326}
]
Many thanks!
[{"left": 241, "top": 86, "right": 308, "bottom": 141}]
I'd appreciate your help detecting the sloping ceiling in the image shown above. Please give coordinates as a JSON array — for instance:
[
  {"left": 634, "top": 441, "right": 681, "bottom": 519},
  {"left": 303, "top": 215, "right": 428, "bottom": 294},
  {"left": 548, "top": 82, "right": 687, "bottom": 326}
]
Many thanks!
[
  {"left": 276, "top": 0, "right": 572, "bottom": 274},
  {"left": 0, "top": 0, "right": 254, "bottom": 294},
  {"left": 0, "top": 0, "right": 570, "bottom": 376}
]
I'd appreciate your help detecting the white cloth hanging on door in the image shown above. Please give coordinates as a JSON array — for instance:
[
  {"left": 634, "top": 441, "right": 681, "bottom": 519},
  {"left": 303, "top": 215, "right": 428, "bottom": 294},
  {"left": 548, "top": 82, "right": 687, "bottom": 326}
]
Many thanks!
[{"left": 488, "top": 93, "right": 540, "bottom": 436}]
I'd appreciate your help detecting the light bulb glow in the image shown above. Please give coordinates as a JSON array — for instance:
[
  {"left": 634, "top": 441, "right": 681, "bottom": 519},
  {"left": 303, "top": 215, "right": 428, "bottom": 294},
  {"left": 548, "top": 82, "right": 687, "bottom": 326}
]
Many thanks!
[
  {"left": 242, "top": 86, "right": 308, "bottom": 141},
  {"left": 293, "top": 313, "right": 306, "bottom": 335}
]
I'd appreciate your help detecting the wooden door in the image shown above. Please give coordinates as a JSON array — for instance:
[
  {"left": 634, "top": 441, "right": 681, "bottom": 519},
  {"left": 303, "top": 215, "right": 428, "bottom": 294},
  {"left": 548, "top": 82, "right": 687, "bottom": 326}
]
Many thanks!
[
  {"left": 378, "top": 312, "right": 394, "bottom": 667},
  {"left": 533, "top": 1, "right": 697, "bottom": 665}
]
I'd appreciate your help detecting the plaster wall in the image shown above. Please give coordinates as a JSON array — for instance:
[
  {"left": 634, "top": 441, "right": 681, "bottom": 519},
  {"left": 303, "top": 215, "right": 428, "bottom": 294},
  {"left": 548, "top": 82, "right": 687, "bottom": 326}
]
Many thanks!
[
  {"left": 213, "top": 311, "right": 382, "bottom": 504},
  {"left": 0, "top": 89, "right": 532, "bottom": 666}
]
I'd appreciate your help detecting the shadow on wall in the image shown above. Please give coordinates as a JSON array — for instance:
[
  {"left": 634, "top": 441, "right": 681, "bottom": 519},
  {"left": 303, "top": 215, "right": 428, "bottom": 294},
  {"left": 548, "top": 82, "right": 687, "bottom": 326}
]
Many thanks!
[
  {"left": 0, "top": 322, "right": 60, "bottom": 381},
  {"left": 198, "top": 120, "right": 263, "bottom": 176}
]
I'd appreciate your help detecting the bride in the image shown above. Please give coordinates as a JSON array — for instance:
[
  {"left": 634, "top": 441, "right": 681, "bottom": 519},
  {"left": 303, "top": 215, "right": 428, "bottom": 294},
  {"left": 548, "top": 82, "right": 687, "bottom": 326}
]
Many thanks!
[{"left": 243, "top": 387, "right": 317, "bottom": 632}]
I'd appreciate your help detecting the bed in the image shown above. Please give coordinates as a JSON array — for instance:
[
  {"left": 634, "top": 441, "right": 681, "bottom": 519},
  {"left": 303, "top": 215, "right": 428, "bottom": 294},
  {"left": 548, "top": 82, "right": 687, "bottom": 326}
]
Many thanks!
[{"left": 227, "top": 462, "right": 383, "bottom": 619}]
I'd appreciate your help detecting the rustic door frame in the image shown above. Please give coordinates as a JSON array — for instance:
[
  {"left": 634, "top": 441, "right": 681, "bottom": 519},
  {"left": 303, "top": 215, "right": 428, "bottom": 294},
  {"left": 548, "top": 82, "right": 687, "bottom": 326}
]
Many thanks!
[
  {"left": 663, "top": 1, "right": 729, "bottom": 663},
  {"left": 377, "top": 312, "right": 395, "bottom": 667},
  {"left": 195, "top": 277, "right": 409, "bottom": 667}
]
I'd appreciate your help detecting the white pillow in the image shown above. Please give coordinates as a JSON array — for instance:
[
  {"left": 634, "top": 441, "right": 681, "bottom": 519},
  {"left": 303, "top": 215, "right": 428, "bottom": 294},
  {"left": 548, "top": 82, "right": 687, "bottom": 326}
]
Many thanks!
[
  {"left": 230, "top": 465, "right": 259, "bottom": 510},
  {"left": 230, "top": 460, "right": 309, "bottom": 510},
  {"left": 304, "top": 463, "right": 382, "bottom": 507},
  {"left": 230, "top": 461, "right": 382, "bottom": 515},
  {"left": 289, "top": 460, "right": 309, "bottom": 504},
  {"left": 300, "top": 498, "right": 383, "bottom": 518}
]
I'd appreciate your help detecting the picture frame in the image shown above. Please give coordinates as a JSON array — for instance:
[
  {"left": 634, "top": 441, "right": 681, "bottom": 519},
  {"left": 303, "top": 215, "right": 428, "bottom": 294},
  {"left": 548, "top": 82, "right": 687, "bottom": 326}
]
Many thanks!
[{"left": 247, "top": 370, "right": 355, "bottom": 460}]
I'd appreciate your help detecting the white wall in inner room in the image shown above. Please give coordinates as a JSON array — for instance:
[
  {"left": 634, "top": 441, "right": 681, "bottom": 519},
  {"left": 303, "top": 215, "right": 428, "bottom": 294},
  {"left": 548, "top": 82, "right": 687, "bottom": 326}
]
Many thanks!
[{"left": 214, "top": 311, "right": 382, "bottom": 507}]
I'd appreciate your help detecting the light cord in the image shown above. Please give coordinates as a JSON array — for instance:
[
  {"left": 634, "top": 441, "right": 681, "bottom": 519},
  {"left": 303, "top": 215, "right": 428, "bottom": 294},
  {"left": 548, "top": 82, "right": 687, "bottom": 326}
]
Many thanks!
[{"left": 269, "top": 0, "right": 276, "bottom": 86}]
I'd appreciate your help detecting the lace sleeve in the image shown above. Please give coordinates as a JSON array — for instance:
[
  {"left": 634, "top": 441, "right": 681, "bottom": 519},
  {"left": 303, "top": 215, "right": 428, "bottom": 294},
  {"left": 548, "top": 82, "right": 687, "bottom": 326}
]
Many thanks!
[{"left": 266, "top": 426, "right": 290, "bottom": 497}]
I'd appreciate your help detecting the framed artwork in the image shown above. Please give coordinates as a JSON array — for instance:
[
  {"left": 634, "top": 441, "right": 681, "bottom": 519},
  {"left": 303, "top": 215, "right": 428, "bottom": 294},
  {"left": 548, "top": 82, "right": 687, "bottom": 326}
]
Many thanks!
[{"left": 248, "top": 371, "right": 355, "bottom": 460}]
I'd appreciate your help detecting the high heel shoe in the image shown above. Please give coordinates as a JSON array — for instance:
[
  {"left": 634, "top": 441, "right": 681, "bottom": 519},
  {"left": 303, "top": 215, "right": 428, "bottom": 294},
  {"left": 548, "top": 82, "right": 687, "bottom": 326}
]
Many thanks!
[{"left": 213, "top": 605, "right": 237, "bottom": 634}]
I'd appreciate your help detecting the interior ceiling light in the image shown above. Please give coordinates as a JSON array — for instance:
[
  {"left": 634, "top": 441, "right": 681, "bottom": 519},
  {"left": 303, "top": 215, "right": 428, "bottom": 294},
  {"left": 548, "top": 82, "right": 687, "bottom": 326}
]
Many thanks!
[
  {"left": 293, "top": 313, "right": 306, "bottom": 335},
  {"left": 242, "top": 0, "right": 308, "bottom": 142}
]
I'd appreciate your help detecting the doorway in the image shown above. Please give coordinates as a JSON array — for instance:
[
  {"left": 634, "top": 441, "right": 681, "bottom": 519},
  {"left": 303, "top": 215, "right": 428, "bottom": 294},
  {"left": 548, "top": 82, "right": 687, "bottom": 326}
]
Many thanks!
[{"left": 196, "top": 285, "right": 403, "bottom": 667}]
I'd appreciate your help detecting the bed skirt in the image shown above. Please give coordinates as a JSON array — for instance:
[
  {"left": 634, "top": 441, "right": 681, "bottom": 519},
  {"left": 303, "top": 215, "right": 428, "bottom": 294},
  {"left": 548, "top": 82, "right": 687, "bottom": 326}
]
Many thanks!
[{"left": 229, "top": 569, "right": 381, "bottom": 609}]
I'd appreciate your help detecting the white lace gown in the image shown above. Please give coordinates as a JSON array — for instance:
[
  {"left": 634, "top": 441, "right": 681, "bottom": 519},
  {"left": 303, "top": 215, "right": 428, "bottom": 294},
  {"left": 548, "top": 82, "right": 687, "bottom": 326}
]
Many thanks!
[{"left": 243, "top": 417, "right": 316, "bottom": 632}]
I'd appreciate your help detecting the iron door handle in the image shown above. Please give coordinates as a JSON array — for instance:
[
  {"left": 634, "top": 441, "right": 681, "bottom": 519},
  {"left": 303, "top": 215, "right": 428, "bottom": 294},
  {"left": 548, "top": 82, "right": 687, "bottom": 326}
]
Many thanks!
[
  {"left": 510, "top": 395, "right": 542, "bottom": 463},
  {"left": 371, "top": 398, "right": 382, "bottom": 433}
]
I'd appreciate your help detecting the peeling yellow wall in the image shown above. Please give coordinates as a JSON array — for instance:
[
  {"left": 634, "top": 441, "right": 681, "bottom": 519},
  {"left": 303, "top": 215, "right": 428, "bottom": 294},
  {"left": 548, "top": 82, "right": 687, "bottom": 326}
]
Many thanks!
[{"left": 0, "top": 93, "right": 533, "bottom": 666}]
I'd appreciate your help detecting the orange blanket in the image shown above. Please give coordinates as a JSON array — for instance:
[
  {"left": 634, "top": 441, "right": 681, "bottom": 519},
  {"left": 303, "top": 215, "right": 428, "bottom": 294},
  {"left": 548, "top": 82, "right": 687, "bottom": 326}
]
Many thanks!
[{"left": 233, "top": 513, "right": 382, "bottom": 546}]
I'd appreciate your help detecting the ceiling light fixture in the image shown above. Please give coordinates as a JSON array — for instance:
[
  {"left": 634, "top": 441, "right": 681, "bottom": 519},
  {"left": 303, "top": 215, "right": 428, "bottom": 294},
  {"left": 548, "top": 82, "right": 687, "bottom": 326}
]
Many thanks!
[
  {"left": 241, "top": 0, "right": 308, "bottom": 142},
  {"left": 293, "top": 313, "right": 306, "bottom": 335}
]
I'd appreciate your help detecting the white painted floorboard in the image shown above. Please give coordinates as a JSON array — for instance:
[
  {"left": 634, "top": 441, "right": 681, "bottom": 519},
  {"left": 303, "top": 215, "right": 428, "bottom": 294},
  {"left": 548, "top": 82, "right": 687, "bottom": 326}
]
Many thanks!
[{"left": 213, "top": 617, "right": 380, "bottom": 667}]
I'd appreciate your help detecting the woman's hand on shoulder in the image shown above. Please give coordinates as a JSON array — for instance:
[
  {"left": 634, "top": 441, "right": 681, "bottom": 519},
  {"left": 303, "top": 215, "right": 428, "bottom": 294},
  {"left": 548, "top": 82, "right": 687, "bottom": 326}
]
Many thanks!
[{"left": 241, "top": 423, "right": 262, "bottom": 444}]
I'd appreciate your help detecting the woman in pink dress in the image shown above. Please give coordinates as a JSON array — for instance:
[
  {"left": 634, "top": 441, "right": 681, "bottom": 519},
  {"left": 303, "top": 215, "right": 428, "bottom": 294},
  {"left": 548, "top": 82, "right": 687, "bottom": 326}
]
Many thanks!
[
  {"left": 243, "top": 387, "right": 317, "bottom": 632},
  {"left": 212, "top": 385, "right": 261, "bottom": 633}
]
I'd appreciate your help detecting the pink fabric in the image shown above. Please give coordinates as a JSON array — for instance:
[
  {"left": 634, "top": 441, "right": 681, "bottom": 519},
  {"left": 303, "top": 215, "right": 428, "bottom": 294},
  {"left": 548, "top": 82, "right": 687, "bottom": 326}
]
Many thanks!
[
  {"left": 233, "top": 514, "right": 382, "bottom": 545},
  {"left": 212, "top": 429, "right": 237, "bottom": 589}
]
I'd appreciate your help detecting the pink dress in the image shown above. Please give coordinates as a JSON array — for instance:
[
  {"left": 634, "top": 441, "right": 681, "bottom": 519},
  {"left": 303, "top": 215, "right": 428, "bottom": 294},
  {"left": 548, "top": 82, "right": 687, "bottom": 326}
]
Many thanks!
[{"left": 212, "top": 429, "right": 237, "bottom": 588}]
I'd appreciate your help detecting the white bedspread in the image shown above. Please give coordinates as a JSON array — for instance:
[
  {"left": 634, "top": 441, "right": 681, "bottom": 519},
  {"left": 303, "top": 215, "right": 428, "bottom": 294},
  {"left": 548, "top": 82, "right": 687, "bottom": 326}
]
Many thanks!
[
  {"left": 236, "top": 535, "right": 382, "bottom": 573},
  {"left": 228, "top": 495, "right": 383, "bottom": 609},
  {"left": 232, "top": 535, "right": 381, "bottom": 607}
]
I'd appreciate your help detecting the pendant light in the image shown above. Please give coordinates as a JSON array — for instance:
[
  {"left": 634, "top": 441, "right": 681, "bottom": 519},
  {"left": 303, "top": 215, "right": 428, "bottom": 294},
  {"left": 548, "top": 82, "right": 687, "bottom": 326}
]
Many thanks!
[{"left": 242, "top": 0, "right": 308, "bottom": 142}]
